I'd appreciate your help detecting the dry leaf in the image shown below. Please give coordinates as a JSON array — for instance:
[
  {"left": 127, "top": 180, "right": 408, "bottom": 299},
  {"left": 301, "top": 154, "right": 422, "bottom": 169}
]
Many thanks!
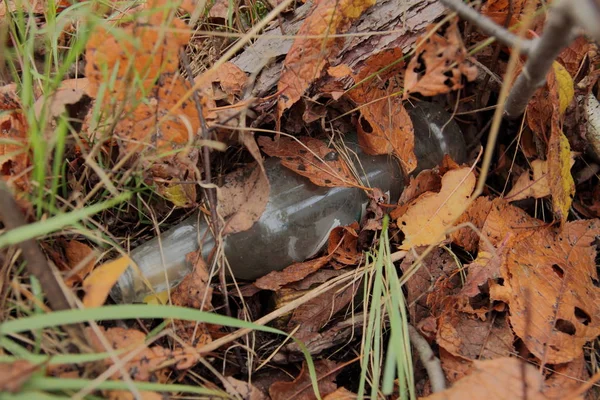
[
  {"left": 490, "top": 220, "right": 600, "bottom": 364},
  {"left": 0, "top": 360, "right": 40, "bottom": 393},
  {"left": 82, "top": 256, "right": 130, "bottom": 307},
  {"left": 450, "top": 196, "right": 493, "bottom": 252},
  {"left": 225, "top": 376, "right": 268, "bottom": 400},
  {"left": 404, "top": 19, "right": 477, "bottom": 98},
  {"left": 398, "top": 167, "right": 476, "bottom": 250},
  {"left": 85, "top": 0, "right": 190, "bottom": 102},
  {"left": 480, "top": 0, "right": 540, "bottom": 28},
  {"left": 209, "top": 0, "right": 229, "bottom": 19},
  {"left": 327, "top": 222, "right": 360, "bottom": 265},
  {"left": 64, "top": 240, "right": 97, "bottom": 286},
  {"left": 269, "top": 360, "right": 339, "bottom": 400},
  {"left": 543, "top": 354, "right": 588, "bottom": 400},
  {"left": 106, "top": 391, "right": 164, "bottom": 400},
  {"left": 170, "top": 252, "right": 213, "bottom": 346},
  {"left": 557, "top": 36, "right": 590, "bottom": 77},
  {"left": 0, "top": 110, "right": 30, "bottom": 190},
  {"left": 277, "top": 0, "right": 375, "bottom": 119},
  {"left": 422, "top": 358, "right": 546, "bottom": 400},
  {"left": 217, "top": 162, "right": 270, "bottom": 235},
  {"left": 323, "top": 387, "right": 357, "bottom": 400},
  {"left": 344, "top": 48, "right": 417, "bottom": 172},
  {"left": 0, "top": 0, "right": 71, "bottom": 17},
  {"left": 254, "top": 256, "right": 330, "bottom": 291},
  {"left": 506, "top": 159, "right": 551, "bottom": 201},
  {"left": 548, "top": 110, "right": 576, "bottom": 225},
  {"left": 258, "top": 136, "right": 359, "bottom": 188},
  {"left": 33, "top": 81, "right": 88, "bottom": 119},
  {"left": 216, "top": 62, "right": 247, "bottom": 97},
  {"left": 87, "top": 326, "right": 200, "bottom": 382}
]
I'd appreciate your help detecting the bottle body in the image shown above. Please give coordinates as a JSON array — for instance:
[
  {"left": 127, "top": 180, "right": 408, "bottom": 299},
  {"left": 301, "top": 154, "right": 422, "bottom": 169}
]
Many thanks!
[{"left": 111, "top": 102, "right": 466, "bottom": 303}]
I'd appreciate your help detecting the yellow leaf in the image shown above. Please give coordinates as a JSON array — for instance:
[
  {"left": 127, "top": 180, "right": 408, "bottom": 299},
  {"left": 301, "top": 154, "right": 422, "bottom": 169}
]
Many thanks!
[
  {"left": 548, "top": 123, "right": 575, "bottom": 225},
  {"left": 83, "top": 256, "right": 130, "bottom": 307},
  {"left": 398, "top": 167, "right": 476, "bottom": 250},
  {"left": 553, "top": 61, "right": 574, "bottom": 115},
  {"left": 144, "top": 290, "right": 170, "bottom": 305},
  {"left": 158, "top": 182, "right": 195, "bottom": 208}
]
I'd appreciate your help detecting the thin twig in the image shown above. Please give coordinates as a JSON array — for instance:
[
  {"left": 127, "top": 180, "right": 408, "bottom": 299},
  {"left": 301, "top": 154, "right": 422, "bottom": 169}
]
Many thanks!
[
  {"left": 504, "top": 0, "right": 578, "bottom": 117},
  {"left": 439, "top": 0, "right": 534, "bottom": 55},
  {"left": 0, "top": 183, "right": 89, "bottom": 346},
  {"left": 407, "top": 324, "right": 446, "bottom": 393}
]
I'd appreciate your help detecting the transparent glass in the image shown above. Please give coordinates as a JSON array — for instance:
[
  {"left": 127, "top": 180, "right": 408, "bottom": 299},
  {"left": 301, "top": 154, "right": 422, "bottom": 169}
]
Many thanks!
[{"left": 111, "top": 102, "right": 467, "bottom": 303}]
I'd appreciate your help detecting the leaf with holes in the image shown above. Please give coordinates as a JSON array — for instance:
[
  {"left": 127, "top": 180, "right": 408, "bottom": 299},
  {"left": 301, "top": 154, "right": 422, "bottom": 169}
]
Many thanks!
[
  {"left": 403, "top": 19, "right": 477, "bottom": 98},
  {"left": 490, "top": 219, "right": 600, "bottom": 364}
]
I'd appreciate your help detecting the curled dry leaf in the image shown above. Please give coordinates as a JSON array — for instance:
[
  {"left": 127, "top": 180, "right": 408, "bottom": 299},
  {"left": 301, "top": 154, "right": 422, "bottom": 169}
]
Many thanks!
[
  {"left": 217, "top": 162, "right": 270, "bottom": 235},
  {"left": 269, "top": 360, "right": 339, "bottom": 400},
  {"left": 403, "top": 19, "right": 477, "bottom": 98},
  {"left": 397, "top": 167, "right": 476, "bottom": 250},
  {"left": 327, "top": 222, "right": 360, "bottom": 265},
  {"left": 254, "top": 256, "right": 330, "bottom": 291},
  {"left": 64, "top": 240, "right": 97, "bottom": 286},
  {"left": 490, "top": 220, "right": 600, "bottom": 364},
  {"left": 258, "top": 136, "right": 359, "bottom": 188},
  {"left": 548, "top": 108, "right": 576, "bottom": 225},
  {"left": 344, "top": 48, "right": 417, "bottom": 173},
  {"left": 422, "top": 358, "right": 546, "bottom": 400},
  {"left": 450, "top": 196, "right": 493, "bottom": 252},
  {"left": 277, "top": 0, "right": 376, "bottom": 119},
  {"left": 82, "top": 256, "right": 130, "bottom": 307}
]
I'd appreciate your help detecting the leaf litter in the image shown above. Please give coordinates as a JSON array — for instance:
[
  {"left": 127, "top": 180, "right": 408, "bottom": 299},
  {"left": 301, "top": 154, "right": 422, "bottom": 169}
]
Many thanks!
[{"left": 3, "top": 0, "right": 600, "bottom": 398}]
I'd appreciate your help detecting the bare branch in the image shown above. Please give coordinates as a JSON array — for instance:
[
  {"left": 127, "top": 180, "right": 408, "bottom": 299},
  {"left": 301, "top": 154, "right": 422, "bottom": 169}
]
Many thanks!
[
  {"left": 504, "top": 0, "right": 578, "bottom": 117},
  {"left": 408, "top": 324, "right": 446, "bottom": 393},
  {"left": 439, "top": 0, "right": 534, "bottom": 55}
]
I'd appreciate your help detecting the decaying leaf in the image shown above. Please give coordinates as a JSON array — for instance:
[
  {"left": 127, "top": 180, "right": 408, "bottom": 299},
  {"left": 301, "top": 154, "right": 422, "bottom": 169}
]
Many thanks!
[
  {"left": 543, "top": 354, "right": 588, "bottom": 400},
  {"left": 404, "top": 19, "right": 477, "bottom": 98},
  {"left": 557, "top": 36, "right": 590, "bottom": 77},
  {"left": 0, "top": 109, "right": 29, "bottom": 190},
  {"left": 258, "top": 136, "right": 359, "bottom": 188},
  {"left": 450, "top": 196, "right": 493, "bottom": 252},
  {"left": 269, "top": 360, "right": 339, "bottom": 400},
  {"left": 344, "top": 48, "right": 417, "bottom": 173},
  {"left": 490, "top": 220, "right": 600, "bottom": 364},
  {"left": 398, "top": 167, "right": 476, "bottom": 250},
  {"left": 277, "top": 0, "right": 376, "bottom": 119},
  {"left": 82, "top": 256, "right": 130, "bottom": 307},
  {"left": 506, "top": 159, "right": 551, "bottom": 201},
  {"left": 327, "top": 222, "right": 360, "bottom": 265},
  {"left": 480, "top": 0, "right": 541, "bottom": 28},
  {"left": 422, "top": 358, "right": 546, "bottom": 400},
  {"left": 225, "top": 376, "right": 268, "bottom": 400},
  {"left": 217, "top": 162, "right": 270, "bottom": 235},
  {"left": 254, "top": 256, "right": 330, "bottom": 291},
  {"left": 323, "top": 387, "right": 357, "bottom": 400}
]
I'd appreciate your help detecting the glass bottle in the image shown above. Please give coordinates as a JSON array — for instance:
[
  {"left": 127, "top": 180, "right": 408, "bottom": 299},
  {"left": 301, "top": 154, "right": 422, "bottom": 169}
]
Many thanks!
[{"left": 110, "top": 102, "right": 467, "bottom": 303}]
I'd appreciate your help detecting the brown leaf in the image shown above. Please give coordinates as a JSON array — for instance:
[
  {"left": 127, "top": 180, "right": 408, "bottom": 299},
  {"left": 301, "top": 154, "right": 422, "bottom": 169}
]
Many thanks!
[
  {"left": 209, "top": 0, "right": 229, "bottom": 19},
  {"left": 0, "top": 110, "right": 30, "bottom": 191},
  {"left": 33, "top": 80, "right": 88, "bottom": 120},
  {"left": 437, "top": 310, "right": 514, "bottom": 361},
  {"left": 344, "top": 48, "right": 417, "bottom": 172},
  {"left": 558, "top": 36, "right": 590, "bottom": 77},
  {"left": 327, "top": 222, "right": 360, "bottom": 265},
  {"left": 269, "top": 360, "right": 339, "bottom": 400},
  {"left": 216, "top": 62, "right": 247, "bottom": 97},
  {"left": 422, "top": 358, "right": 546, "bottom": 400},
  {"left": 225, "top": 376, "right": 268, "bottom": 400},
  {"left": 398, "top": 167, "right": 476, "bottom": 250},
  {"left": 254, "top": 256, "right": 330, "bottom": 291},
  {"left": 450, "top": 196, "right": 493, "bottom": 252},
  {"left": 170, "top": 252, "right": 213, "bottom": 346},
  {"left": 404, "top": 19, "right": 477, "bottom": 98},
  {"left": 0, "top": 360, "right": 40, "bottom": 393},
  {"left": 438, "top": 348, "right": 473, "bottom": 385},
  {"left": 277, "top": 0, "right": 376, "bottom": 119},
  {"left": 217, "top": 162, "right": 270, "bottom": 235},
  {"left": 87, "top": 326, "right": 201, "bottom": 381},
  {"left": 543, "top": 354, "right": 588, "bottom": 400},
  {"left": 258, "top": 136, "right": 359, "bottom": 188},
  {"left": 323, "top": 387, "right": 357, "bottom": 400},
  {"left": 106, "top": 391, "right": 164, "bottom": 400},
  {"left": 64, "top": 240, "right": 97, "bottom": 286},
  {"left": 490, "top": 220, "right": 600, "bottom": 364},
  {"left": 480, "top": 0, "right": 541, "bottom": 28}
]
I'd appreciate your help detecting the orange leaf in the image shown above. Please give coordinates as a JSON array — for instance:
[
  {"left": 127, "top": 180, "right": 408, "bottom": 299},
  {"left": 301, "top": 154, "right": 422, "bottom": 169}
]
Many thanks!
[
  {"left": 277, "top": 0, "right": 376, "bottom": 119},
  {"left": 215, "top": 62, "right": 248, "bottom": 97},
  {"left": 0, "top": 360, "right": 40, "bottom": 393},
  {"left": 0, "top": 110, "right": 29, "bottom": 191},
  {"left": 423, "top": 358, "right": 546, "bottom": 400},
  {"left": 82, "top": 256, "right": 130, "bottom": 307},
  {"left": 398, "top": 167, "right": 476, "bottom": 250},
  {"left": 404, "top": 19, "right": 477, "bottom": 98},
  {"left": 258, "top": 136, "right": 359, "bottom": 188},
  {"left": 327, "top": 222, "right": 360, "bottom": 265},
  {"left": 450, "top": 196, "right": 493, "bottom": 252},
  {"left": 254, "top": 256, "right": 330, "bottom": 291},
  {"left": 490, "top": 220, "right": 600, "bottom": 364}
]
